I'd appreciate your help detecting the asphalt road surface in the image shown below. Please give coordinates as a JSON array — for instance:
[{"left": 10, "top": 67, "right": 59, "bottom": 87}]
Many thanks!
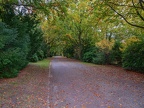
[{"left": 49, "top": 57, "right": 144, "bottom": 108}]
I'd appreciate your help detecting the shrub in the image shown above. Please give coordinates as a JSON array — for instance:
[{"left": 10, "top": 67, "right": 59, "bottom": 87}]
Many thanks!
[
  {"left": 95, "top": 39, "right": 115, "bottom": 64},
  {"left": 27, "top": 28, "right": 44, "bottom": 61},
  {"left": 0, "top": 22, "right": 25, "bottom": 78},
  {"left": 0, "top": 68, "right": 18, "bottom": 78},
  {"left": 63, "top": 44, "right": 74, "bottom": 58},
  {"left": 0, "top": 49, "right": 21, "bottom": 78},
  {"left": 37, "top": 50, "right": 44, "bottom": 60},
  {"left": 83, "top": 51, "right": 95, "bottom": 62},
  {"left": 122, "top": 40, "right": 144, "bottom": 72},
  {"left": 92, "top": 52, "right": 106, "bottom": 65},
  {"left": 0, "top": 6, "right": 30, "bottom": 78},
  {"left": 109, "top": 41, "right": 122, "bottom": 65},
  {"left": 41, "top": 42, "right": 49, "bottom": 58},
  {"left": 30, "top": 53, "right": 39, "bottom": 62},
  {"left": 0, "top": 3, "right": 48, "bottom": 78},
  {"left": 82, "top": 47, "right": 97, "bottom": 62}
]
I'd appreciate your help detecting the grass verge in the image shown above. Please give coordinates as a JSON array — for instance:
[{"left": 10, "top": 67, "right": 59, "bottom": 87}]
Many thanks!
[{"left": 30, "top": 58, "right": 50, "bottom": 68}]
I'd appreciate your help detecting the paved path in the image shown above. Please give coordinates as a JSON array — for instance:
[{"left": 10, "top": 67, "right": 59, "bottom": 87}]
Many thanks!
[{"left": 49, "top": 57, "right": 144, "bottom": 108}]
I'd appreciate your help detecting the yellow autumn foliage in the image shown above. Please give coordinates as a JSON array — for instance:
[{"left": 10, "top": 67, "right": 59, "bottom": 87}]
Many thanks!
[
  {"left": 96, "top": 39, "right": 115, "bottom": 54},
  {"left": 121, "top": 36, "right": 140, "bottom": 51},
  {"left": 66, "top": 34, "right": 73, "bottom": 39}
]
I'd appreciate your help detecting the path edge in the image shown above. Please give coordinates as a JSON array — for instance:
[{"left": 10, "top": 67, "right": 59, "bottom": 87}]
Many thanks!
[{"left": 47, "top": 60, "right": 52, "bottom": 108}]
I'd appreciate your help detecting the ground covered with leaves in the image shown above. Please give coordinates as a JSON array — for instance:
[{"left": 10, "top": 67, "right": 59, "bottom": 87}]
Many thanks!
[
  {"left": 1, "top": 57, "right": 144, "bottom": 108},
  {"left": 49, "top": 57, "right": 144, "bottom": 108},
  {"left": 0, "top": 59, "right": 50, "bottom": 108}
]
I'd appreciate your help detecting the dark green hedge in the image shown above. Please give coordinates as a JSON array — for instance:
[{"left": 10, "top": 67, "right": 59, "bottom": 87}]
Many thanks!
[
  {"left": 122, "top": 40, "right": 144, "bottom": 72},
  {"left": 0, "top": 22, "right": 29, "bottom": 78},
  {"left": 0, "top": 3, "right": 49, "bottom": 78}
]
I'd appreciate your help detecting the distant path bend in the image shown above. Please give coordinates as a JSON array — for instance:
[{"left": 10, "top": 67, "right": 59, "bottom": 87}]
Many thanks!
[{"left": 49, "top": 57, "right": 144, "bottom": 108}]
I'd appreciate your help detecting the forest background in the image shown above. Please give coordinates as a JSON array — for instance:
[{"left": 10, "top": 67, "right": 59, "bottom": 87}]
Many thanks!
[{"left": 0, "top": 0, "right": 144, "bottom": 78}]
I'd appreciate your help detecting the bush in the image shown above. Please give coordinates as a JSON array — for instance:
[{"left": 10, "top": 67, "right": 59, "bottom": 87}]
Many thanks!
[
  {"left": 82, "top": 47, "right": 97, "bottom": 62},
  {"left": 0, "top": 5, "right": 30, "bottom": 78},
  {"left": 27, "top": 28, "right": 44, "bottom": 61},
  {"left": 122, "top": 40, "right": 144, "bottom": 72},
  {"left": 83, "top": 51, "right": 95, "bottom": 62},
  {"left": 37, "top": 50, "right": 44, "bottom": 60},
  {"left": 82, "top": 47, "right": 110, "bottom": 65},
  {"left": 0, "top": 22, "right": 28, "bottom": 78},
  {"left": 109, "top": 41, "right": 122, "bottom": 65},
  {"left": 92, "top": 52, "right": 106, "bottom": 65},
  {"left": 30, "top": 53, "right": 39, "bottom": 62},
  {"left": 0, "top": 68, "right": 18, "bottom": 78},
  {"left": 0, "top": 48, "right": 20, "bottom": 78},
  {"left": 63, "top": 44, "right": 74, "bottom": 58},
  {"left": 41, "top": 42, "right": 49, "bottom": 58},
  {"left": 0, "top": 3, "right": 48, "bottom": 78}
]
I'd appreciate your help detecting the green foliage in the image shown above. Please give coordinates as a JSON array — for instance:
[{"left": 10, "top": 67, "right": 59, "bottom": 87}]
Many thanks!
[
  {"left": 92, "top": 52, "right": 106, "bottom": 65},
  {"left": 30, "top": 53, "right": 39, "bottom": 62},
  {"left": 37, "top": 50, "right": 44, "bottom": 60},
  {"left": 41, "top": 42, "right": 49, "bottom": 58},
  {"left": 83, "top": 41, "right": 122, "bottom": 65},
  {"left": 30, "top": 59, "right": 50, "bottom": 68},
  {"left": 110, "top": 41, "right": 122, "bottom": 65},
  {"left": 0, "top": 22, "right": 27, "bottom": 78},
  {"left": 82, "top": 47, "right": 109, "bottom": 65},
  {"left": 24, "top": 14, "right": 49, "bottom": 62},
  {"left": 122, "top": 40, "right": 144, "bottom": 72},
  {"left": 1, "top": 0, "right": 143, "bottom": 78},
  {"left": 0, "top": 23, "right": 17, "bottom": 49},
  {"left": 63, "top": 44, "right": 75, "bottom": 58},
  {"left": 27, "top": 27, "right": 43, "bottom": 61},
  {"left": 0, "top": 3, "right": 48, "bottom": 78},
  {"left": 83, "top": 51, "right": 95, "bottom": 62},
  {"left": 0, "top": 48, "right": 21, "bottom": 78},
  {"left": 82, "top": 47, "right": 97, "bottom": 62}
]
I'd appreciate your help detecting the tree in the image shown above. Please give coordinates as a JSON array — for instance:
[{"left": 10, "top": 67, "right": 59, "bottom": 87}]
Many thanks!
[
  {"left": 105, "top": 0, "right": 144, "bottom": 29},
  {"left": 56, "top": 0, "right": 98, "bottom": 59},
  {"left": 0, "top": 21, "right": 29, "bottom": 78},
  {"left": 0, "top": 1, "right": 49, "bottom": 77},
  {"left": 122, "top": 40, "right": 144, "bottom": 72}
]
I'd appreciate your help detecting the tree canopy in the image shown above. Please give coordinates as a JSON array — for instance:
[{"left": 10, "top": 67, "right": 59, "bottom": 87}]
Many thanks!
[{"left": 0, "top": 0, "right": 144, "bottom": 78}]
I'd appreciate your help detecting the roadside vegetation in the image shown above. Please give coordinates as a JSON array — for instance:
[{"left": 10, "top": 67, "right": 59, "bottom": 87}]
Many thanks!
[
  {"left": 0, "top": 59, "right": 50, "bottom": 107},
  {"left": 0, "top": 0, "right": 144, "bottom": 78},
  {"left": 30, "top": 59, "right": 50, "bottom": 68},
  {"left": 0, "top": 1, "right": 49, "bottom": 78}
]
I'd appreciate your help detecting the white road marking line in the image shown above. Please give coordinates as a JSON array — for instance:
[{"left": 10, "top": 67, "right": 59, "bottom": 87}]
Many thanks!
[{"left": 47, "top": 61, "right": 52, "bottom": 108}]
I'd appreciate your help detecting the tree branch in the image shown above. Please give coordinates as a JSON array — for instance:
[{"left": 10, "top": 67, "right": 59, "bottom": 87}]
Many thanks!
[
  {"left": 108, "top": 2, "right": 143, "bottom": 10},
  {"left": 139, "top": 0, "right": 144, "bottom": 10},
  {"left": 132, "top": 0, "right": 144, "bottom": 21},
  {"left": 107, "top": 4, "right": 144, "bottom": 29}
]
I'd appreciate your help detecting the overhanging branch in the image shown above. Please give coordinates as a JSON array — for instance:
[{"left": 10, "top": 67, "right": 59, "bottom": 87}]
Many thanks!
[
  {"left": 107, "top": 4, "right": 144, "bottom": 29},
  {"left": 139, "top": 0, "right": 144, "bottom": 10},
  {"left": 132, "top": 0, "right": 144, "bottom": 21},
  {"left": 108, "top": 2, "right": 143, "bottom": 10}
]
